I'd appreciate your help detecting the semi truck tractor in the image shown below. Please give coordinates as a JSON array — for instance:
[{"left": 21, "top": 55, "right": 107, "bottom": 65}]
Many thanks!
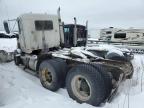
[{"left": 3, "top": 9, "right": 133, "bottom": 106}]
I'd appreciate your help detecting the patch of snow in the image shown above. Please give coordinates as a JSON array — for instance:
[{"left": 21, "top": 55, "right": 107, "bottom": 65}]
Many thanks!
[
  {"left": 70, "top": 49, "right": 87, "bottom": 59},
  {"left": 88, "top": 38, "right": 99, "bottom": 41},
  {"left": 107, "top": 49, "right": 124, "bottom": 56},
  {"left": 0, "top": 31, "right": 5, "bottom": 34},
  {"left": 86, "top": 44, "right": 125, "bottom": 56},
  {"left": 0, "top": 62, "right": 94, "bottom": 108},
  {"left": 0, "top": 38, "right": 17, "bottom": 52},
  {"left": 81, "top": 50, "right": 99, "bottom": 58},
  {"left": 0, "top": 31, "right": 18, "bottom": 36}
]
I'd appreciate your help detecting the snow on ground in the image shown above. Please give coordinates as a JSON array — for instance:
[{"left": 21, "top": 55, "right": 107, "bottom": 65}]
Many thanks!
[
  {"left": 0, "top": 62, "right": 94, "bottom": 108},
  {"left": 0, "top": 38, "right": 144, "bottom": 108},
  {"left": 0, "top": 55, "right": 144, "bottom": 108},
  {"left": 0, "top": 38, "right": 17, "bottom": 52}
]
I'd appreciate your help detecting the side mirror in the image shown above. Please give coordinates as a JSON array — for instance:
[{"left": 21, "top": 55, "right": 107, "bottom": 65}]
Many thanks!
[{"left": 3, "top": 21, "right": 10, "bottom": 34}]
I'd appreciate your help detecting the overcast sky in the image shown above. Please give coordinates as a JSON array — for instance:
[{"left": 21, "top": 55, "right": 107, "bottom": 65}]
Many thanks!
[{"left": 0, "top": 0, "right": 144, "bottom": 31}]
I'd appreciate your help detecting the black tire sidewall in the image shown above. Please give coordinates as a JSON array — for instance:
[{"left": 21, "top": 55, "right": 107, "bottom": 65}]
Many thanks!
[
  {"left": 91, "top": 64, "right": 113, "bottom": 98},
  {"left": 66, "top": 64, "right": 106, "bottom": 106}
]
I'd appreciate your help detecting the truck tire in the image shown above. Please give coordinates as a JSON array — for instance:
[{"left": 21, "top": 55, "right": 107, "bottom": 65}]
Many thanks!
[
  {"left": 14, "top": 50, "right": 21, "bottom": 65},
  {"left": 39, "top": 59, "right": 67, "bottom": 91},
  {"left": 91, "top": 64, "right": 113, "bottom": 98},
  {"left": 105, "top": 52, "right": 127, "bottom": 61},
  {"left": 52, "top": 58, "right": 68, "bottom": 87},
  {"left": 66, "top": 64, "right": 107, "bottom": 106},
  {"left": 14, "top": 56, "right": 21, "bottom": 65}
]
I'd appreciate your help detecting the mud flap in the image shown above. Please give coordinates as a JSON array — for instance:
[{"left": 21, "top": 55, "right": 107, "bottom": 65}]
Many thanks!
[{"left": 107, "top": 73, "right": 123, "bottom": 102}]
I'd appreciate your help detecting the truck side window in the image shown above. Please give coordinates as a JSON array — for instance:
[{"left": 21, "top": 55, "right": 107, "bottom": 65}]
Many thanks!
[
  {"left": 114, "top": 33, "right": 126, "bottom": 39},
  {"left": 35, "top": 20, "right": 53, "bottom": 30},
  {"left": 64, "top": 28, "right": 70, "bottom": 32}
]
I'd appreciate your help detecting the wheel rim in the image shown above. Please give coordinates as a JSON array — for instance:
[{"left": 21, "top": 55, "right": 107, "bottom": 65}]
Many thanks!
[
  {"left": 41, "top": 68, "right": 53, "bottom": 86},
  {"left": 71, "top": 75, "right": 91, "bottom": 101}
]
